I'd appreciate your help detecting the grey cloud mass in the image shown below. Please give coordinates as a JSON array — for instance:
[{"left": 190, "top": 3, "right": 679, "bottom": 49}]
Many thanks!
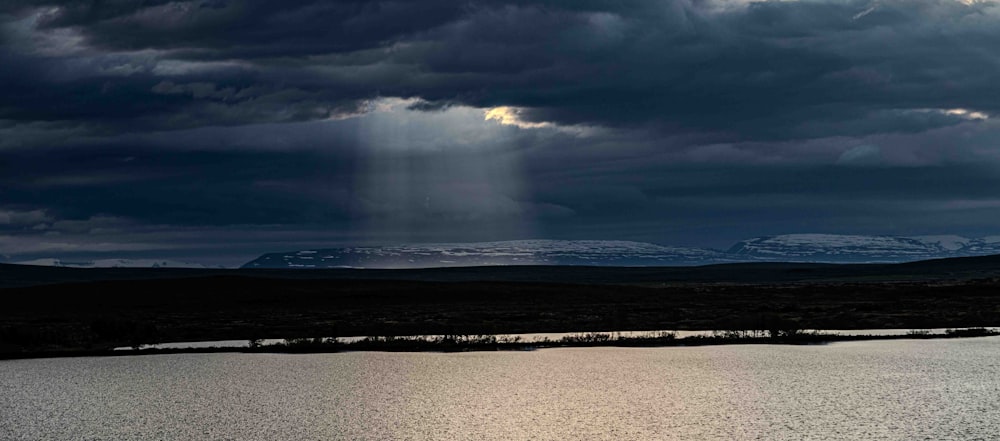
[{"left": 2, "top": 0, "right": 1000, "bottom": 265}]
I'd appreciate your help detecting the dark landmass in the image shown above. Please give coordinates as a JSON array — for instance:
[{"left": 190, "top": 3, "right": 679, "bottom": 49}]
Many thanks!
[
  {"left": 2, "top": 254, "right": 1000, "bottom": 357},
  {"left": 6, "top": 253, "right": 1000, "bottom": 289}
]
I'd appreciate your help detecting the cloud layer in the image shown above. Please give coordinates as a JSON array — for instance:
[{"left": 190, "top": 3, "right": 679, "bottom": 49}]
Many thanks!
[{"left": 3, "top": 0, "right": 1000, "bottom": 265}]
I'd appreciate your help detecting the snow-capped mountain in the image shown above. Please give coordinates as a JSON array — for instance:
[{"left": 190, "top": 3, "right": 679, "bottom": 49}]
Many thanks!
[
  {"left": 13, "top": 235, "right": 1000, "bottom": 271},
  {"left": 13, "top": 258, "right": 207, "bottom": 269},
  {"left": 956, "top": 236, "right": 1000, "bottom": 256},
  {"left": 242, "top": 240, "right": 730, "bottom": 269},
  {"left": 907, "top": 235, "right": 972, "bottom": 252},
  {"left": 728, "top": 234, "right": 1000, "bottom": 263},
  {"left": 243, "top": 235, "right": 1000, "bottom": 269}
]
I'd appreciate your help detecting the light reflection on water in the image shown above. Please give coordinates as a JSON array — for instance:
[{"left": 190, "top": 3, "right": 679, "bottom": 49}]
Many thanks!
[{"left": 4, "top": 337, "right": 1000, "bottom": 440}]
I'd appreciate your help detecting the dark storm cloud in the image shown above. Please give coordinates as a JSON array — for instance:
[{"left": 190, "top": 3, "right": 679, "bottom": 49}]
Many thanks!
[
  {"left": 4, "top": 0, "right": 1000, "bottom": 265},
  {"left": 4, "top": 121, "right": 1000, "bottom": 265},
  {"left": 0, "top": 46, "right": 366, "bottom": 131},
  {"left": 24, "top": 1, "right": 466, "bottom": 58},
  {"left": 3, "top": 0, "right": 1000, "bottom": 137},
  {"left": 6, "top": 120, "right": 1000, "bottom": 262},
  {"left": 0, "top": 142, "right": 363, "bottom": 225}
]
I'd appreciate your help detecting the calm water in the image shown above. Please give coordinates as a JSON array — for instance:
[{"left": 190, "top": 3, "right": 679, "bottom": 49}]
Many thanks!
[{"left": 3, "top": 338, "right": 1000, "bottom": 440}]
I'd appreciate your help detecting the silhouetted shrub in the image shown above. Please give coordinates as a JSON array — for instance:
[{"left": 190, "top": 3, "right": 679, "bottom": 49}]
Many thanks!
[{"left": 945, "top": 328, "right": 996, "bottom": 337}]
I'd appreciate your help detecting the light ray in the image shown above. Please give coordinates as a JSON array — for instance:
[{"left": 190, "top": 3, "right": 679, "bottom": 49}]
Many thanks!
[{"left": 351, "top": 98, "right": 536, "bottom": 247}]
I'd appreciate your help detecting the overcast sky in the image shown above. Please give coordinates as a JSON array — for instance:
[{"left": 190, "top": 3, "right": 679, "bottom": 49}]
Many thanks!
[{"left": 3, "top": 0, "right": 1000, "bottom": 266}]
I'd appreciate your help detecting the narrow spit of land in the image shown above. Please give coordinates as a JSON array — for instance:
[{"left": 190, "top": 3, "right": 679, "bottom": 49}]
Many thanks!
[
  {"left": 2, "top": 256, "right": 1000, "bottom": 359},
  {"left": 4, "top": 328, "right": 1000, "bottom": 360}
]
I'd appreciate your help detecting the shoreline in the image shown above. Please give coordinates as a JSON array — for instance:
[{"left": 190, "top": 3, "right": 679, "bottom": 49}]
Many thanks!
[
  {"left": 6, "top": 272, "right": 1000, "bottom": 359},
  {"left": 3, "top": 328, "right": 996, "bottom": 361}
]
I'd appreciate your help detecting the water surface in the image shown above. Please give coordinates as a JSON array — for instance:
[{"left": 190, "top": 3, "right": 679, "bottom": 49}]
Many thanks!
[{"left": 4, "top": 337, "right": 999, "bottom": 440}]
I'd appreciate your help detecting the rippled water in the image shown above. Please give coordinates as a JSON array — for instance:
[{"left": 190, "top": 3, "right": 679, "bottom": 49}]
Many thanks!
[{"left": 3, "top": 338, "right": 1000, "bottom": 440}]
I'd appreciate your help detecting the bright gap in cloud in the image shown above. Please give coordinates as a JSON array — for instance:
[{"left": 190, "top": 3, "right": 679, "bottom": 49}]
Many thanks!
[
  {"left": 349, "top": 98, "right": 539, "bottom": 244},
  {"left": 484, "top": 106, "right": 554, "bottom": 129},
  {"left": 943, "top": 108, "right": 989, "bottom": 120}
]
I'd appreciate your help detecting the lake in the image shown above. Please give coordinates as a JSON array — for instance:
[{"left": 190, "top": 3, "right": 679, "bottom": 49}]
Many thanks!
[{"left": 3, "top": 337, "right": 999, "bottom": 440}]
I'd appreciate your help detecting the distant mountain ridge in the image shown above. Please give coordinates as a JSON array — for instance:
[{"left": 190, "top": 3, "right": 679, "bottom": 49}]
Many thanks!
[
  {"left": 13, "top": 235, "right": 1000, "bottom": 270},
  {"left": 13, "top": 258, "right": 207, "bottom": 269},
  {"left": 242, "top": 240, "right": 731, "bottom": 269},
  {"left": 727, "top": 234, "right": 1000, "bottom": 263},
  {"left": 243, "top": 235, "right": 1000, "bottom": 269}
]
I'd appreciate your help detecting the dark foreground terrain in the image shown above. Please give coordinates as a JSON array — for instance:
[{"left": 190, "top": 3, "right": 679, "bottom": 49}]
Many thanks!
[{"left": 2, "top": 255, "right": 1000, "bottom": 356}]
